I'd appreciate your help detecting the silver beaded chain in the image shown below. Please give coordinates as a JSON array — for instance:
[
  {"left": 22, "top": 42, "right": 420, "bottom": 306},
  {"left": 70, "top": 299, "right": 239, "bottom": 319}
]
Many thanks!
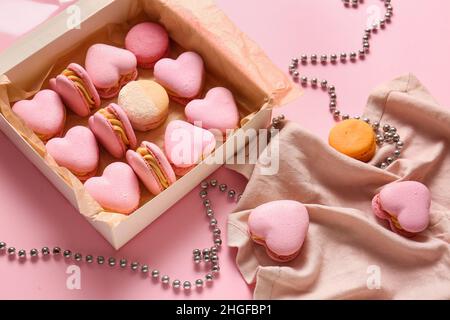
[
  {"left": 288, "top": 0, "right": 403, "bottom": 169},
  {"left": 0, "top": 179, "right": 242, "bottom": 292}
]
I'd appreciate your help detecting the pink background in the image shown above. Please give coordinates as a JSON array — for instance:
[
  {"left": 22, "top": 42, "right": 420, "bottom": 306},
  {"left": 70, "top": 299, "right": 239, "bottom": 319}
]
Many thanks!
[{"left": 0, "top": 0, "right": 449, "bottom": 299}]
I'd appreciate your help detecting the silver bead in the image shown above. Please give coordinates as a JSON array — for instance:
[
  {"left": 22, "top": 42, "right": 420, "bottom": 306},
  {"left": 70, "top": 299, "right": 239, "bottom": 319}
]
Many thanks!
[
  {"left": 199, "top": 190, "right": 207, "bottom": 198},
  {"left": 211, "top": 255, "right": 219, "bottom": 263},
  {"left": 383, "top": 124, "right": 391, "bottom": 132},
  {"left": 201, "top": 181, "right": 209, "bottom": 189},
  {"left": 213, "top": 228, "right": 221, "bottom": 235},
  {"left": 161, "top": 275, "right": 170, "bottom": 284},
  {"left": 350, "top": 52, "right": 357, "bottom": 60},
  {"left": 173, "top": 280, "right": 181, "bottom": 289},
  {"left": 108, "top": 257, "right": 116, "bottom": 267},
  {"left": 330, "top": 54, "right": 338, "bottom": 62},
  {"left": 301, "top": 54, "right": 308, "bottom": 63},
  {"left": 228, "top": 190, "right": 236, "bottom": 198},
  {"left": 183, "top": 281, "right": 192, "bottom": 290},
  {"left": 30, "top": 249, "right": 38, "bottom": 257},
  {"left": 52, "top": 247, "right": 61, "bottom": 255},
  {"left": 210, "top": 218, "right": 218, "bottom": 227},
  {"left": 214, "top": 238, "right": 223, "bottom": 246},
  {"left": 212, "top": 265, "right": 220, "bottom": 273},
  {"left": 206, "top": 208, "right": 214, "bottom": 217},
  {"left": 210, "top": 247, "right": 219, "bottom": 255},
  {"left": 354, "top": 116, "right": 360, "bottom": 120},
  {"left": 202, "top": 248, "right": 210, "bottom": 256},
  {"left": 342, "top": 114, "right": 350, "bottom": 120},
  {"left": 63, "top": 250, "right": 72, "bottom": 259},
  {"left": 329, "top": 101, "right": 336, "bottom": 109},
  {"left": 0, "top": 242, "right": 6, "bottom": 250},
  {"left": 141, "top": 265, "right": 149, "bottom": 273},
  {"left": 205, "top": 274, "right": 214, "bottom": 282},
  {"left": 293, "top": 71, "right": 300, "bottom": 78},
  {"left": 328, "top": 85, "right": 335, "bottom": 93},
  {"left": 310, "top": 54, "right": 318, "bottom": 63},
  {"left": 42, "top": 247, "right": 50, "bottom": 256},
  {"left": 320, "top": 55, "right": 328, "bottom": 63},
  {"left": 379, "top": 19, "right": 386, "bottom": 28},
  {"left": 219, "top": 184, "right": 227, "bottom": 192},
  {"left": 18, "top": 249, "right": 26, "bottom": 259},
  {"left": 7, "top": 247, "right": 15, "bottom": 255},
  {"left": 340, "top": 53, "right": 347, "bottom": 60},
  {"left": 194, "top": 256, "right": 201, "bottom": 264},
  {"left": 203, "top": 199, "right": 211, "bottom": 207},
  {"left": 376, "top": 135, "right": 384, "bottom": 144},
  {"left": 321, "top": 80, "right": 328, "bottom": 88},
  {"left": 74, "top": 253, "right": 82, "bottom": 262},
  {"left": 363, "top": 118, "right": 370, "bottom": 123},
  {"left": 363, "top": 42, "right": 370, "bottom": 49},
  {"left": 359, "top": 49, "right": 365, "bottom": 57},
  {"left": 333, "top": 110, "right": 341, "bottom": 117},
  {"left": 389, "top": 127, "right": 397, "bottom": 133},
  {"left": 394, "top": 150, "right": 401, "bottom": 157},
  {"left": 386, "top": 157, "right": 394, "bottom": 164},
  {"left": 300, "top": 76, "right": 308, "bottom": 85},
  {"left": 291, "top": 58, "right": 299, "bottom": 65},
  {"left": 152, "top": 270, "right": 160, "bottom": 278},
  {"left": 330, "top": 92, "right": 337, "bottom": 99},
  {"left": 97, "top": 256, "right": 105, "bottom": 264},
  {"left": 393, "top": 134, "right": 400, "bottom": 142},
  {"left": 193, "top": 249, "right": 201, "bottom": 256},
  {"left": 380, "top": 162, "right": 388, "bottom": 169},
  {"left": 310, "top": 78, "right": 318, "bottom": 86},
  {"left": 195, "top": 279, "right": 204, "bottom": 288},
  {"left": 86, "top": 255, "right": 93, "bottom": 263},
  {"left": 120, "top": 259, "right": 127, "bottom": 268},
  {"left": 210, "top": 179, "right": 218, "bottom": 187},
  {"left": 131, "top": 262, "right": 139, "bottom": 270},
  {"left": 396, "top": 141, "right": 404, "bottom": 149},
  {"left": 203, "top": 254, "right": 210, "bottom": 262},
  {"left": 372, "top": 121, "right": 380, "bottom": 130}
]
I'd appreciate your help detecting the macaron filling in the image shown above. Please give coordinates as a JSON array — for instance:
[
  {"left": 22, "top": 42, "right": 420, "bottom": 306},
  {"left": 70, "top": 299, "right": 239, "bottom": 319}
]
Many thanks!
[
  {"left": 62, "top": 69, "right": 96, "bottom": 109},
  {"left": 99, "top": 108, "right": 130, "bottom": 147},
  {"left": 137, "top": 146, "right": 170, "bottom": 189},
  {"left": 96, "top": 70, "right": 138, "bottom": 97}
]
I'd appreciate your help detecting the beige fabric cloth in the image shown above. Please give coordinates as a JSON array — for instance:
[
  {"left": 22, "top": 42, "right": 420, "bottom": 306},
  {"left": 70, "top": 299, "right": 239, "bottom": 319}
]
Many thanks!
[{"left": 227, "top": 74, "right": 450, "bottom": 300}]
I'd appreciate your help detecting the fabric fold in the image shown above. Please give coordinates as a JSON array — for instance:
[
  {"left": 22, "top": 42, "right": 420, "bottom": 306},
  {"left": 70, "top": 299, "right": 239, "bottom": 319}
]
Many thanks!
[{"left": 227, "top": 74, "right": 450, "bottom": 300}]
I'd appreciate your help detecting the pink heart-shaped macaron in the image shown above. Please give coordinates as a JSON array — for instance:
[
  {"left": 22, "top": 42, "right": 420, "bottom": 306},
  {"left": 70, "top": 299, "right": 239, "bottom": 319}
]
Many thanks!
[
  {"left": 248, "top": 200, "right": 309, "bottom": 262},
  {"left": 164, "top": 120, "right": 216, "bottom": 176},
  {"left": 185, "top": 87, "right": 239, "bottom": 134},
  {"left": 154, "top": 52, "right": 204, "bottom": 105},
  {"left": 46, "top": 126, "right": 99, "bottom": 181},
  {"left": 84, "top": 162, "right": 140, "bottom": 215},
  {"left": 372, "top": 181, "right": 431, "bottom": 236},
  {"left": 85, "top": 44, "right": 138, "bottom": 99},
  {"left": 12, "top": 89, "right": 66, "bottom": 141}
]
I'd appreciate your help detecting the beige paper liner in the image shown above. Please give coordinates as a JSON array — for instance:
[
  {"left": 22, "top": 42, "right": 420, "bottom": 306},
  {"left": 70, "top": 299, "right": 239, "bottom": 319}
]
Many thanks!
[{"left": 0, "top": 0, "right": 299, "bottom": 226}]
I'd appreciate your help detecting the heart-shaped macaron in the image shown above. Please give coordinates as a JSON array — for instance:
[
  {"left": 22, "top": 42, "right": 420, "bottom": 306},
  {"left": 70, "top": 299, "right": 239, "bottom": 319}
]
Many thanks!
[
  {"left": 84, "top": 162, "right": 140, "bottom": 215},
  {"left": 154, "top": 51, "right": 205, "bottom": 105},
  {"left": 164, "top": 120, "right": 216, "bottom": 176},
  {"left": 46, "top": 126, "right": 99, "bottom": 181},
  {"left": 185, "top": 87, "right": 240, "bottom": 135},
  {"left": 372, "top": 181, "right": 431, "bottom": 236},
  {"left": 85, "top": 44, "right": 138, "bottom": 99},
  {"left": 12, "top": 89, "right": 66, "bottom": 141},
  {"left": 248, "top": 200, "right": 309, "bottom": 262}
]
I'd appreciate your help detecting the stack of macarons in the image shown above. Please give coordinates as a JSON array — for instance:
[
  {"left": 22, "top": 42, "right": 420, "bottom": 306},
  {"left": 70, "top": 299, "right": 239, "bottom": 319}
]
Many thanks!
[{"left": 11, "top": 20, "right": 242, "bottom": 216}]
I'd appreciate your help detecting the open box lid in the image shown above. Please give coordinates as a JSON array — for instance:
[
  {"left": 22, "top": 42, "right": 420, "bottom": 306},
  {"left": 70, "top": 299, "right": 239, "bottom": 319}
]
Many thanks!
[{"left": 0, "top": 0, "right": 300, "bottom": 109}]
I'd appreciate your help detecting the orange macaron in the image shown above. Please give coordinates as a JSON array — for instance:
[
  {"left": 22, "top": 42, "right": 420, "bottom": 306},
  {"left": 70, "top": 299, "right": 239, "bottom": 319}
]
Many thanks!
[{"left": 328, "top": 119, "right": 376, "bottom": 162}]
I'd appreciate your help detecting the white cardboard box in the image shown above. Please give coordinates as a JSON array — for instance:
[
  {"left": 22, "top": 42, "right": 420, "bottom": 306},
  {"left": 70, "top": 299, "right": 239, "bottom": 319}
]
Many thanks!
[{"left": 0, "top": 0, "right": 296, "bottom": 249}]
